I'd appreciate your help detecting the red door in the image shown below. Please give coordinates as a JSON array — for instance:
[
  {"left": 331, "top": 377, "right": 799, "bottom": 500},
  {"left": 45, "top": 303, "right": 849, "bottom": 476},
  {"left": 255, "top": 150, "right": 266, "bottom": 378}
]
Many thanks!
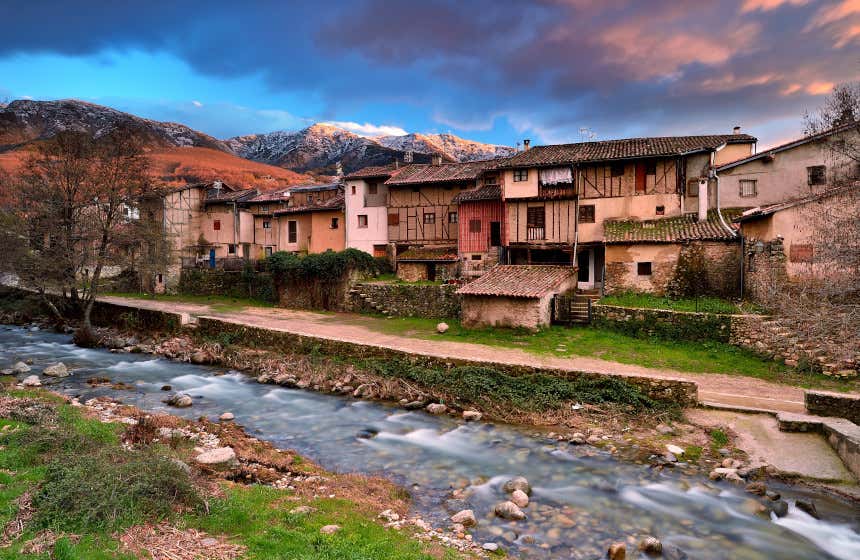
[{"left": 635, "top": 163, "right": 646, "bottom": 193}]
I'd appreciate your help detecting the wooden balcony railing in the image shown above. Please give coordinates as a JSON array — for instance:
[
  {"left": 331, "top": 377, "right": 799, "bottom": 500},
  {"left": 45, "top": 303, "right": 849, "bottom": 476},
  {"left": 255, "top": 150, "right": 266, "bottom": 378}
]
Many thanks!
[
  {"left": 527, "top": 227, "right": 545, "bottom": 240},
  {"left": 538, "top": 183, "right": 577, "bottom": 199}
]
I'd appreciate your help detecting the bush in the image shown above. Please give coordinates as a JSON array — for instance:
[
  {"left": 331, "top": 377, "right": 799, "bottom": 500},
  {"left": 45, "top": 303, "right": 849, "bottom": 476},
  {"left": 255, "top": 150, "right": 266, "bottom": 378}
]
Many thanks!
[
  {"left": 267, "top": 249, "right": 378, "bottom": 310},
  {"left": 34, "top": 446, "right": 200, "bottom": 532}
]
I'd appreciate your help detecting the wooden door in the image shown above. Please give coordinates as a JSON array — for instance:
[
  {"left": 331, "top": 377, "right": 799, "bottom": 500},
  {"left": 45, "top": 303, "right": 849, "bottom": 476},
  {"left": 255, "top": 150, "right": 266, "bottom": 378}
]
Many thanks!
[{"left": 635, "top": 163, "right": 646, "bottom": 194}]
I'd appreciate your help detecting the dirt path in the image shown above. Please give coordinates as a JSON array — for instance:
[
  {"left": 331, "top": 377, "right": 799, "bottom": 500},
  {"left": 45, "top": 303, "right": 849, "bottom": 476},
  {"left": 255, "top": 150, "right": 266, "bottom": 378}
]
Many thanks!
[{"left": 101, "top": 295, "right": 844, "bottom": 414}]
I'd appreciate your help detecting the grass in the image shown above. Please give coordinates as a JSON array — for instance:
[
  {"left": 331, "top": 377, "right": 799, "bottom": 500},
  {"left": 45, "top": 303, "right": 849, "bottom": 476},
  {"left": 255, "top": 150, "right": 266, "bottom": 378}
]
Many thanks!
[
  {"left": 599, "top": 292, "right": 764, "bottom": 314},
  {"left": 710, "top": 428, "right": 729, "bottom": 452},
  {"left": 104, "top": 291, "right": 274, "bottom": 313},
  {"left": 0, "top": 392, "right": 462, "bottom": 559},
  {"left": 368, "top": 274, "right": 443, "bottom": 286}
]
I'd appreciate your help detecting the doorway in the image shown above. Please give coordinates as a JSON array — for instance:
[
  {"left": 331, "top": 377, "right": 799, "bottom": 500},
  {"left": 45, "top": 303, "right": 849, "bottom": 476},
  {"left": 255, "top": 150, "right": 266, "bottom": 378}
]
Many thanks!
[
  {"left": 427, "top": 263, "right": 437, "bottom": 281},
  {"left": 490, "top": 222, "right": 502, "bottom": 247}
]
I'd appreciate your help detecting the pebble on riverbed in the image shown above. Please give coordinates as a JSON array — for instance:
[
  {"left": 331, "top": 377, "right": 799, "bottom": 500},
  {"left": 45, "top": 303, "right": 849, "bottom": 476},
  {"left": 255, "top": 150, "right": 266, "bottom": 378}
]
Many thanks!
[
  {"left": 493, "top": 501, "right": 526, "bottom": 521},
  {"left": 502, "top": 476, "right": 531, "bottom": 496}
]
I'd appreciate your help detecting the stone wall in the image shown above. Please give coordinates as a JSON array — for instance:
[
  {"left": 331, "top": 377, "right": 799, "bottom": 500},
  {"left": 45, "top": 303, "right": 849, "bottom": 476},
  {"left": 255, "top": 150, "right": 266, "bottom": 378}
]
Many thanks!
[
  {"left": 179, "top": 269, "right": 275, "bottom": 303},
  {"left": 805, "top": 391, "right": 860, "bottom": 424},
  {"left": 743, "top": 238, "right": 788, "bottom": 302},
  {"left": 396, "top": 262, "right": 457, "bottom": 282},
  {"left": 347, "top": 282, "right": 461, "bottom": 319},
  {"left": 461, "top": 294, "right": 549, "bottom": 331},
  {"left": 592, "top": 304, "right": 736, "bottom": 343}
]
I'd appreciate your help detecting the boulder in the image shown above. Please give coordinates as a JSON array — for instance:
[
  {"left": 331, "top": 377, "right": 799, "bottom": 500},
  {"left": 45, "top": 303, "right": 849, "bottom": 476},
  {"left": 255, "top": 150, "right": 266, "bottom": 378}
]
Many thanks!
[
  {"left": 42, "top": 363, "right": 69, "bottom": 377},
  {"left": 502, "top": 476, "right": 531, "bottom": 496},
  {"left": 639, "top": 536, "right": 663, "bottom": 556},
  {"left": 320, "top": 524, "right": 341, "bottom": 535},
  {"left": 403, "top": 400, "right": 425, "bottom": 410},
  {"left": 11, "top": 362, "right": 30, "bottom": 374},
  {"left": 665, "top": 444, "right": 685, "bottom": 456},
  {"left": 510, "top": 489, "right": 529, "bottom": 508},
  {"left": 289, "top": 506, "right": 316, "bottom": 515},
  {"left": 190, "top": 350, "right": 210, "bottom": 364},
  {"left": 450, "top": 509, "right": 477, "bottom": 527},
  {"left": 462, "top": 410, "right": 482, "bottom": 422},
  {"left": 378, "top": 509, "right": 400, "bottom": 522},
  {"left": 161, "top": 385, "right": 172, "bottom": 391},
  {"left": 166, "top": 394, "right": 193, "bottom": 408},
  {"left": 219, "top": 412, "right": 235, "bottom": 422},
  {"left": 655, "top": 423, "right": 675, "bottom": 435},
  {"left": 494, "top": 501, "right": 526, "bottom": 521},
  {"left": 770, "top": 499, "right": 789, "bottom": 518},
  {"left": 426, "top": 403, "right": 447, "bottom": 415},
  {"left": 795, "top": 499, "right": 819, "bottom": 519},
  {"left": 745, "top": 482, "right": 767, "bottom": 496},
  {"left": 482, "top": 543, "right": 499, "bottom": 552},
  {"left": 194, "top": 447, "right": 237, "bottom": 469},
  {"left": 608, "top": 542, "right": 626, "bottom": 560},
  {"left": 21, "top": 375, "right": 41, "bottom": 387},
  {"left": 436, "top": 322, "right": 449, "bottom": 334}
]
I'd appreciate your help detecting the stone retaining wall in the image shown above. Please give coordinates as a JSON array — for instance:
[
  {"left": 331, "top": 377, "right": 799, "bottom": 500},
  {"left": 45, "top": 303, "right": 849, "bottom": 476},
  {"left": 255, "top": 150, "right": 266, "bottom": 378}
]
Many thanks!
[
  {"left": 89, "top": 300, "right": 185, "bottom": 332},
  {"left": 194, "top": 316, "right": 698, "bottom": 406},
  {"left": 591, "top": 304, "right": 737, "bottom": 343},
  {"left": 179, "top": 269, "right": 275, "bottom": 303},
  {"left": 347, "top": 282, "right": 461, "bottom": 319},
  {"left": 805, "top": 391, "right": 860, "bottom": 424}
]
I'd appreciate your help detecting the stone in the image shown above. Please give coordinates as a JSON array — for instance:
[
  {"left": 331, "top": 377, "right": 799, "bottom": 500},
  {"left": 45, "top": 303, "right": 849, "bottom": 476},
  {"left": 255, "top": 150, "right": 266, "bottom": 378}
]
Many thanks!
[
  {"left": 11, "top": 362, "right": 30, "bottom": 374},
  {"left": 765, "top": 490, "right": 781, "bottom": 501},
  {"left": 745, "top": 482, "right": 767, "bottom": 496},
  {"left": 771, "top": 499, "right": 789, "bottom": 517},
  {"left": 493, "top": 501, "right": 526, "bottom": 521},
  {"left": 608, "top": 542, "right": 626, "bottom": 560},
  {"left": 320, "top": 524, "right": 341, "bottom": 535},
  {"left": 502, "top": 476, "right": 531, "bottom": 496},
  {"left": 665, "top": 444, "right": 685, "bottom": 456},
  {"left": 403, "top": 400, "right": 425, "bottom": 410},
  {"left": 378, "top": 509, "right": 400, "bottom": 522},
  {"left": 353, "top": 384, "right": 372, "bottom": 398},
  {"left": 462, "top": 410, "right": 482, "bottom": 422},
  {"left": 166, "top": 394, "right": 193, "bottom": 408},
  {"left": 190, "top": 350, "right": 210, "bottom": 364},
  {"left": 42, "top": 362, "right": 69, "bottom": 377},
  {"left": 426, "top": 403, "right": 447, "bottom": 415},
  {"left": 655, "top": 423, "right": 674, "bottom": 435},
  {"left": 289, "top": 506, "right": 316, "bottom": 515},
  {"left": 450, "top": 509, "right": 476, "bottom": 527},
  {"left": 160, "top": 385, "right": 172, "bottom": 391},
  {"left": 436, "top": 322, "right": 449, "bottom": 334},
  {"left": 722, "top": 458, "right": 742, "bottom": 469},
  {"left": 510, "top": 489, "right": 529, "bottom": 508},
  {"left": 194, "top": 447, "right": 237, "bottom": 468},
  {"left": 587, "top": 435, "right": 601, "bottom": 444},
  {"left": 639, "top": 536, "right": 663, "bottom": 556},
  {"left": 21, "top": 375, "right": 41, "bottom": 387},
  {"left": 219, "top": 412, "right": 235, "bottom": 422},
  {"left": 482, "top": 543, "right": 499, "bottom": 552},
  {"left": 795, "top": 499, "right": 819, "bottom": 519}
]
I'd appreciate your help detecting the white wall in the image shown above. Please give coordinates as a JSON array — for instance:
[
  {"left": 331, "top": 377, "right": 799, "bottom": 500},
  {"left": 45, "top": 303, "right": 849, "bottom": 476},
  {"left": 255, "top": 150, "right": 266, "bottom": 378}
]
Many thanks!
[{"left": 345, "top": 178, "right": 388, "bottom": 255}]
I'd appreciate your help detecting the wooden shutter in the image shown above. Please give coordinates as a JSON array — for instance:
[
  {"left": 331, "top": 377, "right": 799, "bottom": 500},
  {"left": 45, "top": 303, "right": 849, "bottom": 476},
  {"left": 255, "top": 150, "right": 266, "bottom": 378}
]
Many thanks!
[{"left": 635, "top": 163, "right": 646, "bottom": 193}]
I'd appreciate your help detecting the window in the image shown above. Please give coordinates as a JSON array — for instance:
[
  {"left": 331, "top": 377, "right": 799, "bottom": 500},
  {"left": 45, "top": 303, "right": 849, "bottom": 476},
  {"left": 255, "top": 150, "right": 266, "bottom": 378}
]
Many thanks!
[
  {"left": 578, "top": 204, "right": 595, "bottom": 223},
  {"left": 739, "top": 179, "right": 757, "bottom": 198},
  {"left": 448, "top": 211, "right": 458, "bottom": 224},
  {"left": 288, "top": 221, "right": 297, "bottom": 243},
  {"left": 213, "top": 219, "right": 221, "bottom": 231},
  {"left": 260, "top": 205, "right": 269, "bottom": 214},
  {"left": 357, "top": 214, "right": 368, "bottom": 228},
  {"left": 807, "top": 165, "right": 826, "bottom": 186},
  {"left": 368, "top": 183, "right": 378, "bottom": 195},
  {"left": 469, "top": 219, "right": 482, "bottom": 233},
  {"left": 330, "top": 217, "right": 339, "bottom": 229},
  {"left": 645, "top": 161, "right": 657, "bottom": 175},
  {"left": 262, "top": 220, "right": 271, "bottom": 229},
  {"left": 265, "top": 246, "right": 273, "bottom": 257},
  {"left": 655, "top": 205, "right": 665, "bottom": 216},
  {"left": 388, "top": 213, "right": 400, "bottom": 226},
  {"left": 228, "top": 244, "right": 236, "bottom": 255},
  {"left": 423, "top": 212, "right": 435, "bottom": 224},
  {"left": 526, "top": 206, "right": 545, "bottom": 228},
  {"left": 351, "top": 185, "right": 356, "bottom": 195},
  {"left": 156, "top": 273, "right": 163, "bottom": 284},
  {"left": 513, "top": 169, "right": 528, "bottom": 182},
  {"left": 373, "top": 244, "right": 387, "bottom": 258},
  {"left": 637, "top": 262, "right": 652, "bottom": 276},
  {"left": 307, "top": 194, "right": 314, "bottom": 203},
  {"left": 687, "top": 180, "right": 699, "bottom": 197},
  {"left": 611, "top": 163, "right": 625, "bottom": 177},
  {"left": 471, "top": 254, "right": 482, "bottom": 261}
]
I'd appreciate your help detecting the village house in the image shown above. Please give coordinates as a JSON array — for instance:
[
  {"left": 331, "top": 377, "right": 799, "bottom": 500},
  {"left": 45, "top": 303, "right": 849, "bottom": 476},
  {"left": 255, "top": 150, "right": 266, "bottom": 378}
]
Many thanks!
[
  {"left": 343, "top": 164, "right": 395, "bottom": 258},
  {"left": 273, "top": 183, "right": 345, "bottom": 254},
  {"left": 451, "top": 170, "right": 504, "bottom": 279},
  {"left": 716, "top": 121, "right": 860, "bottom": 208},
  {"left": 242, "top": 187, "right": 293, "bottom": 259},
  {"left": 200, "top": 182, "right": 259, "bottom": 262}
]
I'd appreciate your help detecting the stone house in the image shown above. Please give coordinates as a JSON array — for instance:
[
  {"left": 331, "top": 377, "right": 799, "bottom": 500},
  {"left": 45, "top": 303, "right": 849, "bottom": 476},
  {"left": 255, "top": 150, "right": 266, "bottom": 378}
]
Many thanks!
[
  {"left": 716, "top": 121, "right": 860, "bottom": 209},
  {"left": 457, "top": 265, "right": 577, "bottom": 330},
  {"left": 273, "top": 183, "right": 345, "bottom": 254}
]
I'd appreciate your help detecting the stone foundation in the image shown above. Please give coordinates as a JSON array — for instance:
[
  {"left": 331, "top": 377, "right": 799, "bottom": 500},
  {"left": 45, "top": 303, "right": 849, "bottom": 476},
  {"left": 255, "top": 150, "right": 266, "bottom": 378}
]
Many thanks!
[
  {"left": 347, "top": 282, "right": 461, "bottom": 319},
  {"left": 805, "top": 391, "right": 860, "bottom": 424},
  {"left": 179, "top": 268, "right": 275, "bottom": 302},
  {"left": 591, "top": 304, "right": 735, "bottom": 343}
]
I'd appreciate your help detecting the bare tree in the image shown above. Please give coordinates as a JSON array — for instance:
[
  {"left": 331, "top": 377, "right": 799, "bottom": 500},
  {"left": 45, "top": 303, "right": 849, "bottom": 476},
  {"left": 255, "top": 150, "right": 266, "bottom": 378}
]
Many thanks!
[
  {"left": 5, "top": 129, "right": 153, "bottom": 344},
  {"left": 803, "top": 81, "right": 860, "bottom": 167}
]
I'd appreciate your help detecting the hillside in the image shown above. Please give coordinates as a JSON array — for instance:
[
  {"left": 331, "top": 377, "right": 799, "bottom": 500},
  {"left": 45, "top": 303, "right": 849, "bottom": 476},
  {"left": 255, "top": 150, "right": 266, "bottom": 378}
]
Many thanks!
[{"left": 376, "top": 132, "right": 515, "bottom": 161}]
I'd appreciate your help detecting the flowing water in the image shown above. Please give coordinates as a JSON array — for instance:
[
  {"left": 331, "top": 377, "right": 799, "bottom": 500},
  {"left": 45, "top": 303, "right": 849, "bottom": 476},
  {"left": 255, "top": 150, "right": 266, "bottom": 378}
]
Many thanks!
[{"left": 2, "top": 325, "right": 859, "bottom": 559}]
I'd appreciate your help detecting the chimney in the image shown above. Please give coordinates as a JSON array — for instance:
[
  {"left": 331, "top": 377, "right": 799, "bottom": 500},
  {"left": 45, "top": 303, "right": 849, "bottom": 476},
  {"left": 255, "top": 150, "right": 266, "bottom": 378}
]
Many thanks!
[
  {"left": 698, "top": 178, "right": 709, "bottom": 222},
  {"left": 733, "top": 126, "right": 741, "bottom": 135},
  {"left": 335, "top": 161, "right": 343, "bottom": 180},
  {"left": 523, "top": 139, "right": 531, "bottom": 151},
  {"left": 431, "top": 153, "right": 442, "bottom": 166},
  {"left": 404, "top": 150, "right": 413, "bottom": 163}
]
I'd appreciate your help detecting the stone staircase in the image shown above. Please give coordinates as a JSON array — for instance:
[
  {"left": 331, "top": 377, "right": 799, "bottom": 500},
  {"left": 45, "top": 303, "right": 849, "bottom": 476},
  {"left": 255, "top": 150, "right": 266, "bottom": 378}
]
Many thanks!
[{"left": 348, "top": 288, "right": 394, "bottom": 317}]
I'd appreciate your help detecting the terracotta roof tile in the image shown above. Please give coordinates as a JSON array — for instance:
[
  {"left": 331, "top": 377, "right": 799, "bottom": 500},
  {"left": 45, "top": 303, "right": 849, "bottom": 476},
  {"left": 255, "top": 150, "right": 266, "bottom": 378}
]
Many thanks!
[
  {"left": 274, "top": 192, "right": 344, "bottom": 215},
  {"left": 495, "top": 134, "right": 757, "bottom": 169},
  {"left": 457, "top": 265, "right": 575, "bottom": 298},
  {"left": 385, "top": 160, "right": 499, "bottom": 186},
  {"left": 604, "top": 208, "right": 744, "bottom": 244},
  {"left": 397, "top": 246, "right": 459, "bottom": 262},
  {"left": 452, "top": 184, "right": 501, "bottom": 203},
  {"left": 245, "top": 187, "right": 292, "bottom": 203},
  {"left": 344, "top": 164, "right": 400, "bottom": 180},
  {"left": 205, "top": 187, "right": 258, "bottom": 204}
]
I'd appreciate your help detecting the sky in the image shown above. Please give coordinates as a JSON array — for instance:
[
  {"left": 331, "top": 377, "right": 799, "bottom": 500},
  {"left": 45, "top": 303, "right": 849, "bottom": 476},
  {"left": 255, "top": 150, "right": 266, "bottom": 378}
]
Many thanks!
[{"left": 0, "top": 0, "right": 858, "bottom": 149}]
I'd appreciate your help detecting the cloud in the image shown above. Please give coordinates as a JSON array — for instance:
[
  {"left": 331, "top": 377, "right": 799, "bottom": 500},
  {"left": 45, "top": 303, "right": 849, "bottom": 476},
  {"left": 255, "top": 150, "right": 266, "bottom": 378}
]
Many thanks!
[
  {"left": 191, "top": 100, "right": 203, "bottom": 107},
  {"left": 741, "top": 0, "right": 810, "bottom": 12},
  {"left": 322, "top": 121, "right": 408, "bottom": 137}
]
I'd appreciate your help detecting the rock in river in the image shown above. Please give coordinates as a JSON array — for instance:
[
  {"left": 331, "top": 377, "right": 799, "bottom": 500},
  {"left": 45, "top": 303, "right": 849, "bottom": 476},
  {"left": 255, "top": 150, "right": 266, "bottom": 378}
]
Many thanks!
[
  {"left": 219, "top": 412, "right": 235, "bottom": 422},
  {"left": 796, "top": 499, "right": 820, "bottom": 519},
  {"left": 510, "top": 489, "right": 529, "bottom": 508},
  {"left": 451, "top": 509, "right": 477, "bottom": 527},
  {"left": 43, "top": 362, "right": 68, "bottom": 377},
  {"left": 502, "top": 476, "right": 531, "bottom": 496},
  {"left": 21, "top": 375, "right": 41, "bottom": 387},
  {"left": 494, "top": 501, "right": 526, "bottom": 521},
  {"left": 639, "top": 536, "right": 663, "bottom": 556},
  {"left": 426, "top": 403, "right": 447, "bottom": 415},
  {"left": 608, "top": 542, "right": 626, "bottom": 560},
  {"left": 462, "top": 410, "right": 482, "bottom": 422},
  {"left": 166, "top": 393, "right": 193, "bottom": 408},
  {"left": 11, "top": 362, "right": 30, "bottom": 374}
]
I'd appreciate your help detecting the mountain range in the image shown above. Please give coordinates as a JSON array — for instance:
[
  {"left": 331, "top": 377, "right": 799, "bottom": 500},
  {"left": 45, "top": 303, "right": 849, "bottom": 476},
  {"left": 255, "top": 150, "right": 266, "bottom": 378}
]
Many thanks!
[{"left": 0, "top": 99, "right": 514, "bottom": 186}]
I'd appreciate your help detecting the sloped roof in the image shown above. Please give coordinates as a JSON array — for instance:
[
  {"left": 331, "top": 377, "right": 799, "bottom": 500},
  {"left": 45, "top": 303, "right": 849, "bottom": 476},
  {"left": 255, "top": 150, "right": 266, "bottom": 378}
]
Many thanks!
[
  {"left": 495, "top": 134, "right": 757, "bottom": 169},
  {"left": 457, "top": 265, "right": 575, "bottom": 298},
  {"left": 452, "top": 184, "right": 502, "bottom": 203},
  {"left": 274, "top": 192, "right": 344, "bottom": 215},
  {"left": 604, "top": 208, "right": 745, "bottom": 244},
  {"left": 734, "top": 183, "right": 859, "bottom": 223},
  {"left": 717, "top": 120, "right": 859, "bottom": 171},
  {"left": 344, "top": 164, "right": 399, "bottom": 180},
  {"left": 205, "top": 187, "right": 258, "bottom": 204},
  {"left": 385, "top": 160, "right": 498, "bottom": 186},
  {"left": 397, "top": 246, "right": 459, "bottom": 262},
  {"left": 289, "top": 182, "right": 341, "bottom": 193},
  {"left": 245, "top": 187, "right": 292, "bottom": 203}
]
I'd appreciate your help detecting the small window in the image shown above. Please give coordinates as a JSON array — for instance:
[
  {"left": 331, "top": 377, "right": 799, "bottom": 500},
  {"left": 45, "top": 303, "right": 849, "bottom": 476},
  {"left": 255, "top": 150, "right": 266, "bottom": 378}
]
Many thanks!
[
  {"left": 655, "top": 205, "right": 665, "bottom": 216},
  {"left": 526, "top": 206, "right": 545, "bottom": 228},
  {"left": 611, "top": 163, "right": 625, "bottom": 177},
  {"left": 264, "top": 246, "right": 273, "bottom": 257},
  {"left": 807, "top": 165, "right": 826, "bottom": 186},
  {"left": 687, "top": 180, "right": 699, "bottom": 197},
  {"left": 307, "top": 194, "right": 314, "bottom": 203},
  {"left": 368, "top": 183, "right": 378, "bottom": 195},
  {"left": 213, "top": 219, "right": 221, "bottom": 231},
  {"left": 423, "top": 212, "right": 435, "bottom": 224},
  {"left": 156, "top": 273, "right": 163, "bottom": 284},
  {"left": 471, "top": 254, "right": 482, "bottom": 261},
  {"left": 448, "top": 211, "right": 458, "bottom": 224},
  {"left": 262, "top": 220, "right": 271, "bottom": 229},
  {"left": 469, "top": 219, "right": 482, "bottom": 233},
  {"left": 578, "top": 204, "right": 595, "bottom": 223},
  {"left": 637, "top": 262, "right": 652, "bottom": 276},
  {"left": 357, "top": 214, "right": 368, "bottom": 228},
  {"left": 388, "top": 213, "right": 400, "bottom": 226},
  {"left": 739, "top": 179, "right": 757, "bottom": 198},
  {"left": 513, "top": 169, "right": 528, "bottom": 182},
  {"left": 330, "top": 217, "right": 339, "bottom": 229},
  {"left": 228, "top": 244, "right": 236, "bottom": 255},
  {"left": 288, "top": 221, "right": 297, "bottom": 243},
  {"left": 351, "top": 185, "right": 356, "bottom": 195},
  {"left": 645, "top": 161, "right": 657, "bottom": 175}
]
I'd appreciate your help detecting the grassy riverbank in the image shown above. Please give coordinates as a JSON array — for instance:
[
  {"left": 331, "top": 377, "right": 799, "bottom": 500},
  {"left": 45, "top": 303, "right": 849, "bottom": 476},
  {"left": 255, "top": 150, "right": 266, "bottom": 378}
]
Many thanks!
[{"left": 0, "top": 388, "right": 464, "bottom": 559}]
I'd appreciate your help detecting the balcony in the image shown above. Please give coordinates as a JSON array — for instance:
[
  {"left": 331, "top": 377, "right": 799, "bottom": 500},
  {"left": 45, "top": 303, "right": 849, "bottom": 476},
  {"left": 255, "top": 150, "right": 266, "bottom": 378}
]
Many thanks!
[
  {"left": 527, "top": 226, "right": 545, "bottom": 240},
  {"left": 538, "top": 183, "right": 576, "bottom": 199}
]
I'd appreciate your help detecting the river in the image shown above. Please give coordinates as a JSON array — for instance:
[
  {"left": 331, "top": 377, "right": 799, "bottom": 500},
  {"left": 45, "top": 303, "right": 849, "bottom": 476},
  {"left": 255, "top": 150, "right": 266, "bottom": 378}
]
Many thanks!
[{"left": 2, "top": 325, "right": 859, "bottom": 559}]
